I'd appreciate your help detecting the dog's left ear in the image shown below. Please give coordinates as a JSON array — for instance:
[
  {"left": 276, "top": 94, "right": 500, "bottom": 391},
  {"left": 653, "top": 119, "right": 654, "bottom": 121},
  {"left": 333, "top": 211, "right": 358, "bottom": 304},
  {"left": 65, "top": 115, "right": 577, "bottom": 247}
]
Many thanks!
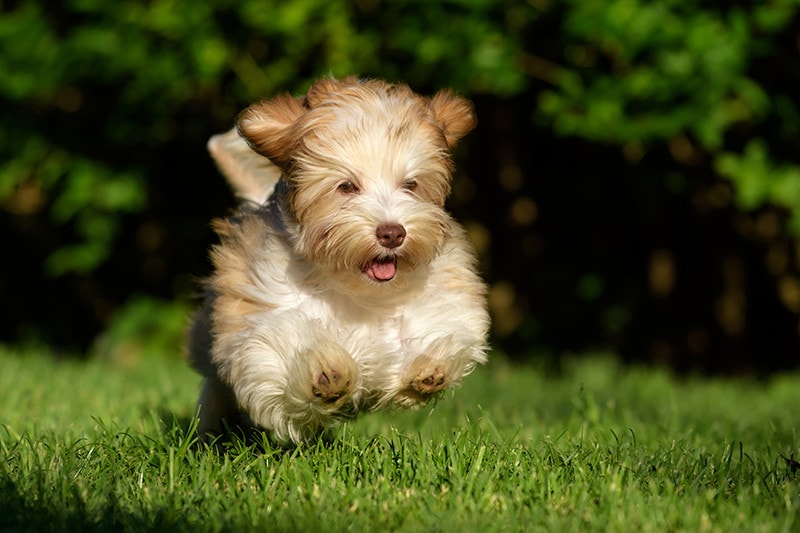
[
  {"left": 428, "top": 90, "right": 477, "bottom": 147},
  {"left": 237, "top": 94, "right": 306, "bottom": 168}
]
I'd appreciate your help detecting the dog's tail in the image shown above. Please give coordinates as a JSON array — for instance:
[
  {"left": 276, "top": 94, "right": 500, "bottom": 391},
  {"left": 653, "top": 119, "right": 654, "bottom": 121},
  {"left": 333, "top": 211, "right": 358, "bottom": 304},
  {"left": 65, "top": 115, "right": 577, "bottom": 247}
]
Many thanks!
[{"left": 207, "top": 128, "right": 281, "bottom": 205}]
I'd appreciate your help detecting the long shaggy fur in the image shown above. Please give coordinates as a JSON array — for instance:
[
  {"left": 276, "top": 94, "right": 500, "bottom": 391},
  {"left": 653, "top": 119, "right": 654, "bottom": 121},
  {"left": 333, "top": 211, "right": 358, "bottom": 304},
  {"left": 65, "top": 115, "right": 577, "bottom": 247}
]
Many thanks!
[{"left": 188, "top": 76, "right": 489, "bottom": 443}]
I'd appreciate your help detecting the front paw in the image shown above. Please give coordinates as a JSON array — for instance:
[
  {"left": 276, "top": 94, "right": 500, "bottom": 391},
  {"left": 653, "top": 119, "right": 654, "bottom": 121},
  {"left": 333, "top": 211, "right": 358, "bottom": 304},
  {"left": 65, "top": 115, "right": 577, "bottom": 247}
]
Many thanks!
[
  {"left": 295, "top": 340, "right": 358, "bottom": 409},
  {"left": 386, "top": 335, "right": 486, "bottom": 408},
  {"left": 394, "top": 355, "right": 452, "bottom": 407},
  {"left": 312, "top": 365, "right": 353, "bottom": 405}
]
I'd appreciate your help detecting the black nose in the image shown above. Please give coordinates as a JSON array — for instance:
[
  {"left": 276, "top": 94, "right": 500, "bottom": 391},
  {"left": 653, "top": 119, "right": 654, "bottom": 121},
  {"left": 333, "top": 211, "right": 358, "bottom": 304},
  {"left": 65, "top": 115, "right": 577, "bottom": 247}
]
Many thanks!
[{"left": 376, "top": 223, "right": 406, "bottom": 249}]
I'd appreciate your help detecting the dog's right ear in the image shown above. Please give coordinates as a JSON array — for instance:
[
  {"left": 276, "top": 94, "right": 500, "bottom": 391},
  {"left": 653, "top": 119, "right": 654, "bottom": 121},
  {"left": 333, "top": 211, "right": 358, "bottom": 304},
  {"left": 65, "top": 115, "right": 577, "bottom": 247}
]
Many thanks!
[{"left": 237, "top": 94, "right": 305, "bottom": 168}]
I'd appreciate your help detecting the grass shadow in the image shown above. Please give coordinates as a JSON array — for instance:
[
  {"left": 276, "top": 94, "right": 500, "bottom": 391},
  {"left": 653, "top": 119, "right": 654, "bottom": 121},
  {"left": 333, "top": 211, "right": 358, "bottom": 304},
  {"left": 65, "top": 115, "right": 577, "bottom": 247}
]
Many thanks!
[{"left": 152, "top": 406, "right": 302, "bottom": 456}]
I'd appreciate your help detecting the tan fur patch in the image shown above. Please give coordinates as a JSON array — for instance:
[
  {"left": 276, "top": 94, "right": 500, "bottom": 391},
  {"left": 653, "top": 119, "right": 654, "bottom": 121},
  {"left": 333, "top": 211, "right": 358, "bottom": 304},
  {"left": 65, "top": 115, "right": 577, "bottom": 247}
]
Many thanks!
[{"left": 209, "top": 216, "right": 276, "bottom": 337}]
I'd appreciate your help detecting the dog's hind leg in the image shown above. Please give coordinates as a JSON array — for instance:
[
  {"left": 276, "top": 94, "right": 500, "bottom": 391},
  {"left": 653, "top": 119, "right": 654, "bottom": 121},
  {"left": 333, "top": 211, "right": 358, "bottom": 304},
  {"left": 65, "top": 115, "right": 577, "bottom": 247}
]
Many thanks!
[
  {"left": 196, "top": 375, "right": 248, "bottom": 438},
  {"left": 187, "top": 294, "right": 251, "bottom": 440}
]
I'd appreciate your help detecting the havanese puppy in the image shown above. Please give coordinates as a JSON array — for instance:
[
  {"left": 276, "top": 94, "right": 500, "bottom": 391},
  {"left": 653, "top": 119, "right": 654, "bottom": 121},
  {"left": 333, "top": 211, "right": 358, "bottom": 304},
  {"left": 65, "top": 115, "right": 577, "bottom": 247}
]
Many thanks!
[{"left": 188, "top": 76, "right": 489, "bottom": 443}]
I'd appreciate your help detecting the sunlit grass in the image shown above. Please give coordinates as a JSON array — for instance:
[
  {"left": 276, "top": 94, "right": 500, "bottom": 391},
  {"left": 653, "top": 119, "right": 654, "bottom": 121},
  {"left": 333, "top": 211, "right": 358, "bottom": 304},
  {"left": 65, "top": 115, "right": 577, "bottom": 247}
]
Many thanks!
[{"left": 1, "top": 347, "right": 798, "bottom": 531}]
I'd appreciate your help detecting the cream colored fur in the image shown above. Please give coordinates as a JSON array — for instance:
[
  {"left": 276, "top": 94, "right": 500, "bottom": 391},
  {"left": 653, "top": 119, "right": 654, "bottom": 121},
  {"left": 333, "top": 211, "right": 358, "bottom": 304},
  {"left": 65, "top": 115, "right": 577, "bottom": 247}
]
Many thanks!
[{"left": 188, "top": 77, "right": 489, "bottom": 443}]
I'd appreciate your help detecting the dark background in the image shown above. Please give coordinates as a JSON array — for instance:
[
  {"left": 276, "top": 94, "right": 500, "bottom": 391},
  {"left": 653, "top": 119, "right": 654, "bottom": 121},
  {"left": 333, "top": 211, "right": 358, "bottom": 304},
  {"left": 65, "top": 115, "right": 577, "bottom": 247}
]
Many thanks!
[{"left": 2, "top": 1, "right": 799, "bottom": 374}]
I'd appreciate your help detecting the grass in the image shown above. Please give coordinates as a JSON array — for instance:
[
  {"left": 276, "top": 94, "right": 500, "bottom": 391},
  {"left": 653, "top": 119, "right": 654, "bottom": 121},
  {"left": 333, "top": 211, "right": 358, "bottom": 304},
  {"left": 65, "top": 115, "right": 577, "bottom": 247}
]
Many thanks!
[{"left": 1, "top": 347, "right": 799, "bottom": 532}]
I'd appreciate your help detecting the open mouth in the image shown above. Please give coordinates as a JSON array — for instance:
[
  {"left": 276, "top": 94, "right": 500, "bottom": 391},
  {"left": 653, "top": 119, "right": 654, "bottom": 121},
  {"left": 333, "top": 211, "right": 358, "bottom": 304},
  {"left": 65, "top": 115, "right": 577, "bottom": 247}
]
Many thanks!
[{"left": 362, "top": 256, "right": 398, "bottom": 282}]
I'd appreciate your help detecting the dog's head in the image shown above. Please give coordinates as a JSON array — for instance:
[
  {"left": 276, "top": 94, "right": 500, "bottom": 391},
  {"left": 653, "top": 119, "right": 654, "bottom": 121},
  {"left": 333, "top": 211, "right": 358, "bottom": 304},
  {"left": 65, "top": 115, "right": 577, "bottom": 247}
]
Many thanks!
[{"left": 236, "top": 76, "right": 475, "bottom": 290}]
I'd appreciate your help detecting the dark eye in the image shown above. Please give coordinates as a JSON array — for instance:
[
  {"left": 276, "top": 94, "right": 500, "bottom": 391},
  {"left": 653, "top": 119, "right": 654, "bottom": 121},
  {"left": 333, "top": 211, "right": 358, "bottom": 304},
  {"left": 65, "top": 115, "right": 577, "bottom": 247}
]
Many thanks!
[
  {"left": 402, "top": 179, "right": 418, "bottom": 192},
  {"left": 337, "top": 181, "right": 360, "bottom": 194}
]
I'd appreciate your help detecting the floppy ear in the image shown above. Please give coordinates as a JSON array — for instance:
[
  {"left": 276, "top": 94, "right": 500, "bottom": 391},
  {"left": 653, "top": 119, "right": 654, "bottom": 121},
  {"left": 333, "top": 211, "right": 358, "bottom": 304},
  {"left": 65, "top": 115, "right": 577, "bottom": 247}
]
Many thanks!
[
  {"left": 207, "top": 128, "right": 281, "bottom": 205},
  {"left": 236, "top": 94, "right": 306, "bottom": 168},
  {"left": 428, "top": 90, "right": 477, "bottom": 147}
]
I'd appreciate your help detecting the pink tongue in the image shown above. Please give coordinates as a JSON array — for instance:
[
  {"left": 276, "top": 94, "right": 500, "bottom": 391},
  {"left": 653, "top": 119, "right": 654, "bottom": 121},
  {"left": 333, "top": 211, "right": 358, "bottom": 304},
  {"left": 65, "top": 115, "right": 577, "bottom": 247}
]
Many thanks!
[{"left": 366, "top": 258, "right": 397, "bottom": 281}]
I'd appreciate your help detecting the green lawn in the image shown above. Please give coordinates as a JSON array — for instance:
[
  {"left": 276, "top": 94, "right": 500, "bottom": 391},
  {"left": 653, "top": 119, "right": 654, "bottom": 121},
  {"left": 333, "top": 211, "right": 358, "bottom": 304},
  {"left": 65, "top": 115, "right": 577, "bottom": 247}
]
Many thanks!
[{"left": 1, "top": 347, "right": 798, "bottom": 532}]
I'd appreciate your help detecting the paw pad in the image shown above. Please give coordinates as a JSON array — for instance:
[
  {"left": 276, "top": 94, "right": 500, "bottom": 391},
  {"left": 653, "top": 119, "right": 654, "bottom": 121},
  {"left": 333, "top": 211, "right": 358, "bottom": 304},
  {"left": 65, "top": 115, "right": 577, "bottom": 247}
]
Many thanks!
[
  {"left": 393, "top": 357, "right": 451, "bottom": 406},
  {"left": 413, "top": 366, "right": 447, "bottom": 395},
  {"left": 312, "top": 369, "right": 351, "bottom": 405}
]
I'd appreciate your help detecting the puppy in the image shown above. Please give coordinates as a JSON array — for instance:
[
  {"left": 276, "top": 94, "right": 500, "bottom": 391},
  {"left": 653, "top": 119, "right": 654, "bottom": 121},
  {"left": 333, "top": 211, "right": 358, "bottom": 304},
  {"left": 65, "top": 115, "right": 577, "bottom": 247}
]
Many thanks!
[{"left": 188, "top": 76, "right": 489, "bottom": 443}]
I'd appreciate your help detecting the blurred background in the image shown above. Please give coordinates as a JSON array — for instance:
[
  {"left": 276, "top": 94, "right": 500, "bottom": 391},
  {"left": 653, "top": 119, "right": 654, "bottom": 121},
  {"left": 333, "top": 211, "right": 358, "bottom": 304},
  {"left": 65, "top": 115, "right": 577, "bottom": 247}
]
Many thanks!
[{"left": 1, "top": 0, "right": 799, "bottom": 374}]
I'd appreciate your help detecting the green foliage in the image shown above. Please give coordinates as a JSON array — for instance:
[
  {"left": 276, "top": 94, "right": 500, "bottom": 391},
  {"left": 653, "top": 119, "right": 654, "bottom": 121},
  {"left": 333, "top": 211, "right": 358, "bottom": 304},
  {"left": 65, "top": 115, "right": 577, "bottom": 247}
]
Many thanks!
[
  {"left": 1, "top": 350, "right": 799, "bottom": 531},
  {"left": 92, "top": 295, "right": 192, "bottom": 363},
  {"left": 540, "top": 1, "right": 774, "bottom": 147},
  {"left": 717, "top": 141, "right": 800, "bottom": 233},
  {"left": 538, "top": 0, "right": 800, "bottom": 229}
]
